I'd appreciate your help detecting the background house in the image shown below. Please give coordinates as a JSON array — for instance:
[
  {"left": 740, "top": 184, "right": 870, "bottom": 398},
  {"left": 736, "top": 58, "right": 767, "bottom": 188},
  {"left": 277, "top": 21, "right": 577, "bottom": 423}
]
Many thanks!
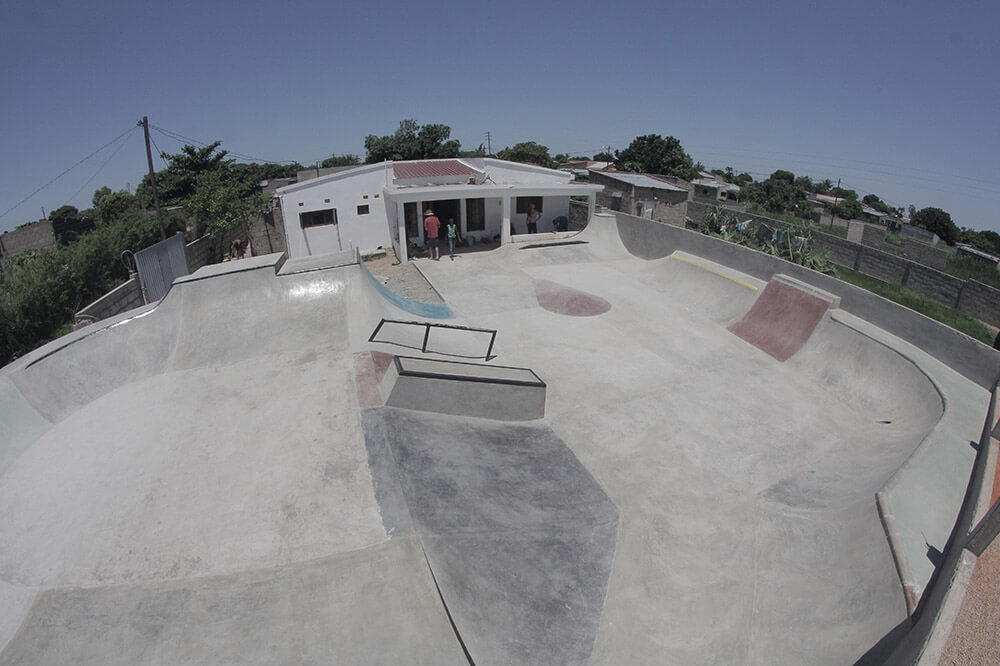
[
  {"left": 589, "top": 170, "right": 690, "bottom": 226},
  {"left": 276, "top": 158, "right": 601, "bottom": 263}
]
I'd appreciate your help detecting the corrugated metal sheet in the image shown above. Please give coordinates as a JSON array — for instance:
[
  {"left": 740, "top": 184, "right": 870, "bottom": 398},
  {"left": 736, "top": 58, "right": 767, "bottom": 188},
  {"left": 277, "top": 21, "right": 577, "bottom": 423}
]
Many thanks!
[
  {"left": 134, "top": 232, "right": 190, "bottom": 302},
  {"left": 602, "top": 172, "right": 688, "bottom": 191},
  {"left": 393, "top": 160, "right": 479, "bottom": 180}
]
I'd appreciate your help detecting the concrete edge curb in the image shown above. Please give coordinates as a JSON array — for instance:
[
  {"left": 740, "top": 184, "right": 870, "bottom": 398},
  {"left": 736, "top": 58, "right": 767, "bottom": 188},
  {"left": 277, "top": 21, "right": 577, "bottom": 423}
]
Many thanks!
[{"left": 876, "top": 491, "right": 920, "bottom": 616}]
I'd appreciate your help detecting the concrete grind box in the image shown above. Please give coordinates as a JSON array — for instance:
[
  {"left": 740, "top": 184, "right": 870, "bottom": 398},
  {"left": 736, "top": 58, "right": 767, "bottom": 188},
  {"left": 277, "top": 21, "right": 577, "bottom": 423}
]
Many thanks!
[{"left": 379, "top": 356, "right": 546, "bottom": 421}]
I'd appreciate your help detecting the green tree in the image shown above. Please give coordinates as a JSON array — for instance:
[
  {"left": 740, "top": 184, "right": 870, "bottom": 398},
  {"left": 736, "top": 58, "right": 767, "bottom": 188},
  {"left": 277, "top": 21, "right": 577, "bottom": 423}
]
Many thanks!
[
  {"left": 738, "top": 170, "right": 813, "bottom": 220},
  {"left": 593, "top": 151, "right": 614, "bottom": 162},
  {"left": 364, "top": 120, "right": 461, "bottom": 162},
  {"left": 48, "top": 205, "right": 80, "bottom": 224},
  {"left": 831, "top": 198, "right": 863, "bottom": 220},
  {"left": 862, "top": 194, "right": 893, "bottom": 215},
  {"left": 614, "top": 135, "right": 698, "bottom": 180},
  {"left": 94, "top": 190, "right": 137, "bottom": 223},
  {"left": 912, "top": 207, "right": 959, "bottom": 245},
  {"left": 496, "top": 141, "right": 555, "bottom": 168},
  {"left": 320, "top": 154, "right": 360, "bottom": 168},
  {"left": 186, "top": 170, "right": 267, "bottom": 238},
  {"left": 137, "top": 141, "right": 232, "bottom": 206}
]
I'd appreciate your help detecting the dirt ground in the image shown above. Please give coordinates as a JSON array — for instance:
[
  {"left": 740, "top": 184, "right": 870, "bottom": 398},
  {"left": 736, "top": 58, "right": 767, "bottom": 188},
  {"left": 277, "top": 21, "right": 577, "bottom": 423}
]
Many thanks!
[{"left": 363, "top": 248, "right": 443, "bottom": 303}]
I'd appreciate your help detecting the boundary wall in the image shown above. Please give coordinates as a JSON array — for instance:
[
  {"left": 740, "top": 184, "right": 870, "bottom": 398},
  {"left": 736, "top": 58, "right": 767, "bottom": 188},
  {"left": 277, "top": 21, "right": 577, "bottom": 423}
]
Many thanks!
[
  {"left": 688, "top": 201, "right": 1000, "bottom": 329},
  {"left": 611, "top": 211, "right": 1000, "bottom": 389}
]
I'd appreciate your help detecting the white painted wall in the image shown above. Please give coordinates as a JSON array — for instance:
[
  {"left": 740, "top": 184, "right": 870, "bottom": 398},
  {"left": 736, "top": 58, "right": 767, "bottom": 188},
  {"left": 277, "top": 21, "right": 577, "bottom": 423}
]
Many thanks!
[
  {"left": 509, "top": 196, "right": 571, "bottom": 234},
  {"left": 278, "top": 165, "right": 393, "bottom": 258}
]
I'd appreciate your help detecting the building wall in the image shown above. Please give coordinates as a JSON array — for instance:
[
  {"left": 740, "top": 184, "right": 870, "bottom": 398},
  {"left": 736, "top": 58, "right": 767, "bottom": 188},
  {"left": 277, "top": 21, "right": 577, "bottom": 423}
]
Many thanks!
[
  {"left": 590, "top": 171, "right": 688, "bottom": 227},
  {"left": 278, "top": 166, "right": 392, "bottom": 258},
  {"left": 0, "top": 220, "right": 56, "bottom": 268},
  {"left": 687, "top": 202, "right": 1000, "bottom": 329},
  {"left": 75, "top": 274, "right": 144, "bottom": 327}
]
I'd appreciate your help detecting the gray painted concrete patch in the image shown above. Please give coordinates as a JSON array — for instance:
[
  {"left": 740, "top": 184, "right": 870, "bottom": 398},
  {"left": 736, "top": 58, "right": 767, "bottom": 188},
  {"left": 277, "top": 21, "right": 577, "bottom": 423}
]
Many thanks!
[
  {"left": 362, "top": 407, "right": 618, "bottom": 664},
  {"left": 0, "top": 538, "right": 465, "bottom": 666}
]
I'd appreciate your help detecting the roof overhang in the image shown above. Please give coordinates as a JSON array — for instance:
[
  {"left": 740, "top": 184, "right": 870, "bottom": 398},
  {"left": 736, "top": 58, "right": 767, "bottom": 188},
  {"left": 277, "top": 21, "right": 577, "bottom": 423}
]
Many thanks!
[{"left": 384, "top": 182, "right": 602, "bottom": 202}]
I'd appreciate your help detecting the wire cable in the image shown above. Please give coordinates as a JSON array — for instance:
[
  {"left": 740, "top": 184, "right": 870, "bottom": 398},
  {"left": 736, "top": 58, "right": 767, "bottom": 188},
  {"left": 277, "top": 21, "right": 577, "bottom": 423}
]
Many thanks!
[
  {"left": 0, "top": 126, "right": 138, "bottom": 221},
  {"left": 71, "top": 129, "right": 138, "bottom": 201}
]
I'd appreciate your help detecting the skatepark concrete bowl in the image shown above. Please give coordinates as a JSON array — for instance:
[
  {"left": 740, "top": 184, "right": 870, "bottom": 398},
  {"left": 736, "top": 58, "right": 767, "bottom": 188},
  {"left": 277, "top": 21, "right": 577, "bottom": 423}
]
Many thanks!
[{"left": 0, "top": 214, "right": 997, "bottom": 664}]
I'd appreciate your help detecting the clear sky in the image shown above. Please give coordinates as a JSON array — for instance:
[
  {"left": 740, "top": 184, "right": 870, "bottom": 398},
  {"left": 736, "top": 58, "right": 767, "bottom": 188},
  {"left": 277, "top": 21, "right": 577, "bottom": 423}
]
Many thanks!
[{"left": 2, "top": 0, "right": 998, "bottom": 235}]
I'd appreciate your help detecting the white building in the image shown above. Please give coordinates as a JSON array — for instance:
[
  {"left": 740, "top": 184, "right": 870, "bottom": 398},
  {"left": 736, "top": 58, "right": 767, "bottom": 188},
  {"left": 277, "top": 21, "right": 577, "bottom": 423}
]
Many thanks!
[{"left": 275, "top": 158, "right": 601, "bottom": 262}]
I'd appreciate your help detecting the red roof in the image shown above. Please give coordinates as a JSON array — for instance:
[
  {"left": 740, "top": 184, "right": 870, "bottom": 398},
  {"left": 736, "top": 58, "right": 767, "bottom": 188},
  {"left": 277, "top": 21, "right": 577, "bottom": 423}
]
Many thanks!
[{"left": 393, "top": 160, "right": 479, "bottom": 180}]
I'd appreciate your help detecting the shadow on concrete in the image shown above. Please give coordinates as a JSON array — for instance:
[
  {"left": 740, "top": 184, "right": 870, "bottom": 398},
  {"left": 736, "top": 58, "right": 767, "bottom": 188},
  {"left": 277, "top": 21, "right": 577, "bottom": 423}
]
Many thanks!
[{"left": 853, "top": 618, "right": 911, "bottom": 666}]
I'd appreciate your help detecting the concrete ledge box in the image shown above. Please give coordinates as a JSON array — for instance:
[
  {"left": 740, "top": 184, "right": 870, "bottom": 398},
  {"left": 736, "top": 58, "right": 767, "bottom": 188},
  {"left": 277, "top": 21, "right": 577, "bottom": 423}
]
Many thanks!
[{"left": 379, "top": 356, "right": 546, "bottom": 421}]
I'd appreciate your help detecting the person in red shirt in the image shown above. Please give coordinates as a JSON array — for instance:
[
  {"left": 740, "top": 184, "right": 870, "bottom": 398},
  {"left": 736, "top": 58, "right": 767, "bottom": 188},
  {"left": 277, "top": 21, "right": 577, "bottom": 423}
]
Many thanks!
[{"left": 423, "top": 209, "right": 441, "bottom": 260}]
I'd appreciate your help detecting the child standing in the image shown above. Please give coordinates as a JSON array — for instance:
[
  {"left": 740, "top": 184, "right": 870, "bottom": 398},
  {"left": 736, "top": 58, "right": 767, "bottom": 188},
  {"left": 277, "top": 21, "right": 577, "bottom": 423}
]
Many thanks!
[{"left": 446, "top": 218, "right": 461, "bottom": 260}]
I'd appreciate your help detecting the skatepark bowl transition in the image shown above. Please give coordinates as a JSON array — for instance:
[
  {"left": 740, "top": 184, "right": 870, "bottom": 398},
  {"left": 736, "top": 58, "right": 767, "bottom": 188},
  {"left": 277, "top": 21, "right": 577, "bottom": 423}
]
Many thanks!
[{"left": 1, "top": 212, "right": 998, "bottom": 665}]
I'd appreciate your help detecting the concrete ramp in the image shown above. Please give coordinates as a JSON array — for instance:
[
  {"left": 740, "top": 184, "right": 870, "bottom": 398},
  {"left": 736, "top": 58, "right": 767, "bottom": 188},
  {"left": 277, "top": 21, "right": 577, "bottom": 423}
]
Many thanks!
[
  {"left": 361, "top": 407, "right": 618, "bottom": 665},
  {"left": 379, "top": 356, "right": 546, "bottom": 421},
  {"left": 728, "top": 274, "right": 840, "bottom": 361}
]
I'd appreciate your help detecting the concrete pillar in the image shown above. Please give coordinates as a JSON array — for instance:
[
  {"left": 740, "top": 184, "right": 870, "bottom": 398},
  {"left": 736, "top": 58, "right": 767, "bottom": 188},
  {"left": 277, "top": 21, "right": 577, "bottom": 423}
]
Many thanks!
[
  {"left": 587, "top": 193, "right": 595, "bottom": 223},
  {"left": 501, "top": 197, "right": 512, "bottom": 245},
  {"left": 459, "top": 198, "right": 467, "bottom": 236},
  {"left": 396, "top": 201, "right": 408, "bottom": 263}
]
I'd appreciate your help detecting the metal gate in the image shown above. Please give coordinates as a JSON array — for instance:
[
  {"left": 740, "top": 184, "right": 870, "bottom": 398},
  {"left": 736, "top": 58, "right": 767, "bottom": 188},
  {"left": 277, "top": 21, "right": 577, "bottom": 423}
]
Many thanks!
[{"left": 134, "top": 232, "right": 190, "bottom": 303}]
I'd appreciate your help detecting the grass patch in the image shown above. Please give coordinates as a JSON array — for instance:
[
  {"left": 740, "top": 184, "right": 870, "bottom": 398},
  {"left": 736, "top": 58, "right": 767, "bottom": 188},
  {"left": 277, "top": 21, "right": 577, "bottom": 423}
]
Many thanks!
[
  {"left": 836, "top": 268, "right": 995, "bottom": 345},
  {"left": 945, "top": 255, "right": 1000, "bottom": 289},
  {"left": 814, "top": 223, "right": 848, "bottom": 238}
]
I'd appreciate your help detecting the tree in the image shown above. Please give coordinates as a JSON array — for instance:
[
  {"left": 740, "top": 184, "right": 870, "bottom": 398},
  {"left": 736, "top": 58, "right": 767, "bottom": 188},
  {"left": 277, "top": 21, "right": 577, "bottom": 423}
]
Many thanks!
[
  {"left": 738, "top": 170, "right": 813, "bottom": 220},
  {"left": 363, "top": 120, "right": 461, "bottom": 162},
  {"left": 137, "top": 141, "right": 232, "bottom": 206},
  {"left": 614, "top": 135, "right": 698, "bottom": 181},
  {"left": 321, "top": 154, "right": 360, "bottom": 168},
  {"left": 831, "top": 198, "right": 863, "bottom": 220},
  {"left": 458, "top": 144, "right": 486, "bottom": 158},
  {"left": 912, "top": 207, "right": 959, "bottom": 245},
  {"left": 496, "top": 141, "right": 555, "bottom": 168},
  {"left": 94, "top": 190, "right": 137, "bottom": 223},
  {"left": 593, "top": 151, "right": 614, "bottom": 162},
  {"left": 830, "top": 186, "right": 857, "bottom": 200},
  {"left": 862, "top": 194, "right": 893, "bottom": 216},
  {"left": 186, "top": 169, "right": 267, "bottom": 238},
  {"left": 48, "top": 205, "right": 80, "bottom": 224}
]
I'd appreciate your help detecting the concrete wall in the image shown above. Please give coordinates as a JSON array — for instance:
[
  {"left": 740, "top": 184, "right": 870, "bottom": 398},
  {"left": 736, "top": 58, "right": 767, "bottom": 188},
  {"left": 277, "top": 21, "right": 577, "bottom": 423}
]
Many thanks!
[
  {"left": 75, "top": 275, "right": 144, "bottom": 326},
  {"left": 278, "top": 164, "right": 393, "bottom": 259},
  {"left": 569, "top": 200, "right": 589, "bottom": 231},
  {"left": 592, "top": 171, "right": 688, "bottom": 227},
  {"left": 688, "top": 203, "right": 1000, "bottom": 330},
  {"left": 0, "top": 220, "right": 56, "bottom": 268},
  {"left": 610, "top": 210, "right": 1000, "bottom": 389}
]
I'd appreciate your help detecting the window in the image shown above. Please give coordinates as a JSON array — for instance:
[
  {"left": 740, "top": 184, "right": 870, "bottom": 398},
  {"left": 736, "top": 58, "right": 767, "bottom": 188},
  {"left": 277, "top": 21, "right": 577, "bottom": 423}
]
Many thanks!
[
  {"left": 357, "top": 205, "right": 370, "bottom": 215},
  {"left": 300, "top": 208, "right": 337, "bottom": 228},
  {"left": 515, "top": 197, "right": 543, "bottom": 214},
  {"left": 466, "top": 199, "right": 485, "bottom": 232}
]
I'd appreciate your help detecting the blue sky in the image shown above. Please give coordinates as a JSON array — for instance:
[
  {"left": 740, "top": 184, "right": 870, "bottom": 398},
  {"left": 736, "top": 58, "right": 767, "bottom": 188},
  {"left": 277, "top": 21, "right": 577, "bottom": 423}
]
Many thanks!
[{"left": 2, "top": 0, "right": 998, "bottom": 234}]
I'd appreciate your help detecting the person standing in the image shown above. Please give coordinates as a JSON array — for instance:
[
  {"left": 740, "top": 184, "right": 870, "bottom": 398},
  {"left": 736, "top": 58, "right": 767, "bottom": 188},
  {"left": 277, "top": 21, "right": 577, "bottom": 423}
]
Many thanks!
[
  {"left": 446, "top": 218, "right": 461, "bottom": 260},
  {"left": 423, "top": 209, "right": 441, "bottom": 260},
  {"left": 526, "top": 203, "right": 541, "bottom": 234}
]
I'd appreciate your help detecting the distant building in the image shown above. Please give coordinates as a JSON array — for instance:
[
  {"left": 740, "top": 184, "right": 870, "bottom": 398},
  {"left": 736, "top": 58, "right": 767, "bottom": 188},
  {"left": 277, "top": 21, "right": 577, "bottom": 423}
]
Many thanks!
[
  {"left": 276, "top": 158, "right": 601, "bottom": 263},
  {"left": 588, "top": 170, "right": 690, "bottom": 226},
  {"left": 691, "top": 175, "right": 740, "bottom": 203}
]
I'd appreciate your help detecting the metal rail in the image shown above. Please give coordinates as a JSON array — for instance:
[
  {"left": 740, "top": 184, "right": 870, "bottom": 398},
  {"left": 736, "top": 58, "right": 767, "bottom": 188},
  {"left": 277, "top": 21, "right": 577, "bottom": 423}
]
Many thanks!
[{"left": 368, "top": 318, "right": 498, "bottom": 361}]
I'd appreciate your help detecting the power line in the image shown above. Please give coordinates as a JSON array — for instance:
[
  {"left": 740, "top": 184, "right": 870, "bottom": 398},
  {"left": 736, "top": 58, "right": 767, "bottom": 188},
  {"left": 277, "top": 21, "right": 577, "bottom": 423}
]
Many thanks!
[
  {"left": 0, "top": 125, "right": 138, "bottom": 221},
  {"left": 150, "top": 124, "right": 296, "bottom": 165},
  {"left": 70, "top": 129, "right": 138, "bottom": 200}
]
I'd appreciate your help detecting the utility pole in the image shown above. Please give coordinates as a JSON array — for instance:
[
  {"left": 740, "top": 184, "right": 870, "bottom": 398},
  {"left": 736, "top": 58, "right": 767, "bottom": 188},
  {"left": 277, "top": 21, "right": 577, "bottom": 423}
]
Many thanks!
[
  {"left": 827, "top": 178, "right": 840, "bottom": 229},
  {"left": 139, "top": 116, "right": 167, "bottom": 240},
  {"left": 485, "top": 131, "right": 492, "bottom": 156}
]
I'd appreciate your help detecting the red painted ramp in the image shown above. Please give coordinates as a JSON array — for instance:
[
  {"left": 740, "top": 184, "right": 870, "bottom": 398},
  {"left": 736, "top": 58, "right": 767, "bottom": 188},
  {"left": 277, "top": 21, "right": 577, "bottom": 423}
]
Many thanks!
[{"left": 728, "top": 276, "right": 838, "bottom": 362}]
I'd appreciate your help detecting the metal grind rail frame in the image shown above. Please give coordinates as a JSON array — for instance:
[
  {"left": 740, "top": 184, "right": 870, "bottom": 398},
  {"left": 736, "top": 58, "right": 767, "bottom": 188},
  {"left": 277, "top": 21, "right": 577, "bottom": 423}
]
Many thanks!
[{"left": 368, "top": 318, "right": 498, "bottom": 361}]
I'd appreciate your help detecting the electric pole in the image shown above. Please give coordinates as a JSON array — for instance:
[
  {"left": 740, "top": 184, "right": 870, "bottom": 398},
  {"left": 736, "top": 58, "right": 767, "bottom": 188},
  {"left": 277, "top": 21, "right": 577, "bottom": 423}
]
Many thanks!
[
  {"left": 140, "top": 116, "right": 167, "bottom": 240},
  {"left": 486, "top": 131, "right": 492, "bottom": 156}
]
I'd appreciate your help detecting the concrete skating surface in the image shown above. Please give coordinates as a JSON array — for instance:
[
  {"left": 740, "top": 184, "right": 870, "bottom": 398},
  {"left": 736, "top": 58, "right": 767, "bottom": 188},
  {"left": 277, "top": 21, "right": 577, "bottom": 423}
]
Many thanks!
[{"left": 0, "top": 216, "right": 992, "bottom": 664}]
